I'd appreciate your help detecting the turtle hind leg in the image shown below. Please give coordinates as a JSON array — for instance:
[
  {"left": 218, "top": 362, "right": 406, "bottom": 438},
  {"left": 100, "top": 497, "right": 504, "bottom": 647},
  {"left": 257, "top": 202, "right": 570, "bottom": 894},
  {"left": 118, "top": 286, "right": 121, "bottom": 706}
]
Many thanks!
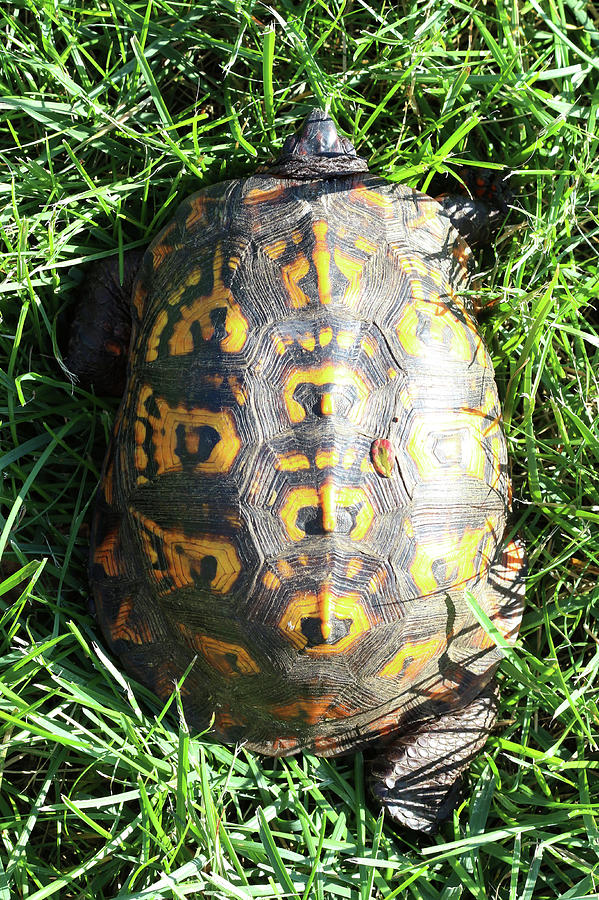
[
  {"left": 65, "top": 249, "right": 145, "bottom": 396},
  {"left": 436, "top": 168, "right": 513, "bottom": 248},
  {"left": 370, "top": 686, "right": 497, "bottom": 833}
]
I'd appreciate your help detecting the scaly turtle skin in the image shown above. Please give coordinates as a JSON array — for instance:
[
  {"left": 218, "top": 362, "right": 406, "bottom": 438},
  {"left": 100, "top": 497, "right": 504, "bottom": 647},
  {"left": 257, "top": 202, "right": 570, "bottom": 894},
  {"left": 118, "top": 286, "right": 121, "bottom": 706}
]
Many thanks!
[{"left": 68, "top": 109, "right": 525, "bottom": 832}]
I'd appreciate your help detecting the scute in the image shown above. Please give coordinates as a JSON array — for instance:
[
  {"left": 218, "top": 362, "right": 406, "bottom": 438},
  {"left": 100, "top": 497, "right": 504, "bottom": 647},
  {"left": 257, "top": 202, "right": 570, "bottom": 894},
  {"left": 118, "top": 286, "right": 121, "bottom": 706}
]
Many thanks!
[{"left": 90, "top": 168, "right": 523, "bottom": 757}]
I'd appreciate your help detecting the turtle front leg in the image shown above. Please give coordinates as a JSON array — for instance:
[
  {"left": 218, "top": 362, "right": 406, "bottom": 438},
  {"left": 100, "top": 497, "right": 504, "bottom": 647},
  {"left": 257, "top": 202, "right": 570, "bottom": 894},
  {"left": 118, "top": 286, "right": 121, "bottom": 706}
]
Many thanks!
[
  {"left": 66, "top": 250, "right": 145, "bottom": 396},
  {"left": 437, "top": 169, "right": 513, "bottom": 247},
  {"left": 370, "top": 686, "right": 497, "bottom": 833}
]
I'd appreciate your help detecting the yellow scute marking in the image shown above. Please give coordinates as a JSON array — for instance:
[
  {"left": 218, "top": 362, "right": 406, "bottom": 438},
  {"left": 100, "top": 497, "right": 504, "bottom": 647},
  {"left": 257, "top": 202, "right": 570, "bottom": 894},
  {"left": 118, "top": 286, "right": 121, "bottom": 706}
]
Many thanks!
[
  {"left": 334, "top": 247, "right": 364, "bottom": 309},
  {"left": 282, "top": 255, "right": 310, "bottom": 307},
  {"left": 395, "top": 298, "right": 485, "bottom": 366},
  {"left": 284, "top": 364, "right": 369, "bottom": 423},
  {"left": 378, "top": 637, "right": 445, "bottom": 680},
  {"left": 137, "top": 393, "right": 240, "bottom": 476},
  {"left": 315, "top": 449, "right": 339, "bottom": 469},
  {"left": 313, "top": 220, "right": 331, "bottom": 304},
  {"left": 93, "top": 528, "right": 122, "bottom": 578},
  {"left": 146, "top": 309, "right": 168, "bottom": 362},
  {"left": 262, "top": 571, "right": 282, "bottom": 590},
  {"left": 133, "top": 512, "right": 241, "bottom": 594},
  {"left": 275, "top": 452, "right": 310, "bottom": 472},
  {"left": 244, "top": 184, "right": 286, "bottom": 205},
  {"left": 410, "top": 517, "right": 499, "bottom": 596},
  {"left": 110, "top": 598, "right": 152, "bottom": 645},
  {"left": 168, "top": 245, "right": 248, "bottom": 355},
  {"left": 279, "top": 485, "right": 374, "bottom": 541},
  {"left": 280, "top": 587, "right": 372, "bottom": 655}
]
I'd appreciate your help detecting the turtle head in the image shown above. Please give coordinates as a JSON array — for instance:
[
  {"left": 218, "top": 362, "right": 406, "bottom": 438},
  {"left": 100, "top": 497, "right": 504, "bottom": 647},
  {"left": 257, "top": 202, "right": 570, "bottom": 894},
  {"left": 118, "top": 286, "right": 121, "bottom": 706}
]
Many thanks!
[{"left": 268, "top": 108, "right": 369, "bottom": 179}]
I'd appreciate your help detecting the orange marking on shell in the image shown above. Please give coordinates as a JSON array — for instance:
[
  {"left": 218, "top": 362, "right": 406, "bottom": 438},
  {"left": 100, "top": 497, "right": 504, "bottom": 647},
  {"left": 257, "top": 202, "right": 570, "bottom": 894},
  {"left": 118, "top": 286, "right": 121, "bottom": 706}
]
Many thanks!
[
  {"left": 140, "top": 396, "right": 240, "bottom": 476},
  {"left": 474, "top": 538, "right": 526, "bottom": 645},
  {"left": 410, "top": 279, "right": 425, "bottom": 301},
  {"left": 407, "top": 198, "right": 440, "bottom": 230},
  {"left": 298, "top": 332, "right": 315, "bottom": 351},
  {"left": 185, "top": 194, "right": 207, "bottom": 228},
  {"left": 93, "top": 528, "right": 123, "bottom": 578},
  {"left": 280, "top": 587, "right": 372, "bottom": 654},
  {"left": 336, "top": 330, "right": 355, "bottom": 349},
  {"left": 319, "top": 584, "right": 334, "bottom": 640},
  {"left": 270, "top": 694, "right": 343, "bottom": 726},
  {"left": 407, "top": 390, "right": 501, "bottom": 482},
  {"left": 320, "top": 392, "right": 335, "bottom": 416},
  {"left": 133, "top": 512, "right": 242, "bottom": 594},
  {"left": 150, "top": 222, "right": 176, "bottom": 268},
  {"left": 228, "top": 375, "right": 247, "bottom": 405},
  {"left": 368, "top": 568, "right": 388, "bottom": 594},
  {"left": 272, "top": 335, "right": 287, "bottom": 356},
  {"left": 399, "top": 255, "right": 429, "bottom": 277},
  {"left": 110, "top": 597, "right": 152, "bottom": 645},
  {"left": 179, "top": 628, "right": 260, "bottom": 676},
  {"left": 409, "top": 516, "right": 499, "bottom": 597},
  {"left": 146, "top": 309, "right": 168, "bottom": 362},
  {"left": 346, "top": 557, "right": 363, "bottom": 578},
  {"left": 313, "top": 220, "right": 331, "bottom": 304},
  {"left": 395, "top": 298, "right": 482, "bottom": 365},
  {"left": 321, "top": 479, "right": 337, "bottom": 533},
  {"left": 279, "top": 487, "right": 319, "bottom": 541},
  {"left": 299, "top": 554, "right": 309, "bottom": 566},
  {"left": 360, "top": 335, "right": 378, "bottom": 359},
  {"left": 285, "top": 364, "right": 369, "bottom": 424},
  {"left": 214, "top": 704, "right": 247, "bottom": 736},
  {"left": 378, "top": 636, "right": 446, "bottom": 680},
  {"left": 315, "top": 449, "right": 339, "bottom": 469},
  {"left": 275, "top": 452, "right": 311, "bottom": 472},
  {"left": 319, "top": 327, "right": 333, "bottom": 347},
  {"left": 282, "top": 254, "right": 311, "bottom": 307},
  {"left": 334, "top": 247, "right": 364, "bottom": 309},
  {"left": 342, "top": 448, "right": 357, "bottom": 468},
  {"left": 264, "top": 238, "right": 287, "bottom": 260},
  {"left": 244, "top": 184, "right": 286, "bottom": 205},
  {"left": 277, "top": 559, "right": 294, "bottom": 578},
  {"left": 399, "top": 389, "right": 412, "bottom": 409},
  {"left": 134, "top": 445, "right": 148, "bottom": 473},
  {"left": 490, "top": 435, "right": 503, "bottom": 488},
  {"left": 104, "top": 340, "right": 122, "bottom": 356},
  {"left": 348, "top": 489, "right": 375, "bottom": 540},
  {"left": 168, "top": 246, "right": 248, "bottom": 355},
  {"left": 153, "top": 661, "right": 189, "bottom": 701},
  {"left": 360, "top": 456, "right": 375, "bottom": 474},
  {"left": 132, "top": 282, "right": 147, "bottom": 319},
  {"left": 262, "top": 571, "right": 282, "bottom": 590},
  {"left": 395, "top": 253, "right": 446, "bottom": 289},
  {"left": 278, "top": 485, "right": 374, "bottom": 541},
  {"left": 102, "top": 460, "right": 115, "bottom": 505},
  {"left": 291, "top": 230, "right": 303, "bottom": 245},
  {"left": 349, "top": 185, "right": 393, "bottom": 215},
  {"left": 355, "top": 235, "right": 378, "bottom": 254}
]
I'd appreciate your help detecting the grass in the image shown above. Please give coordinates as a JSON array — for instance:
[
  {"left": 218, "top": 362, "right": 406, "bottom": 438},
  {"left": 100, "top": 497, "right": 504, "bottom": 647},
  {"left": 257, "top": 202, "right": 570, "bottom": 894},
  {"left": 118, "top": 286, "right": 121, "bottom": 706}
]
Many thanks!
[{"left": 1, "top": 0, "right": 599, "bottom": 897}]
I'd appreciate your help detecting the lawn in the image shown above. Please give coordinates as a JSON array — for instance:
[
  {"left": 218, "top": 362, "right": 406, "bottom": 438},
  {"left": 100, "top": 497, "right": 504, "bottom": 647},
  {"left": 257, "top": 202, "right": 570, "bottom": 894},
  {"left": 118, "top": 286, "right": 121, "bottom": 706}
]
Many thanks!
[{"left": 1, "top": 1, "right": 598, "bottom": 898}]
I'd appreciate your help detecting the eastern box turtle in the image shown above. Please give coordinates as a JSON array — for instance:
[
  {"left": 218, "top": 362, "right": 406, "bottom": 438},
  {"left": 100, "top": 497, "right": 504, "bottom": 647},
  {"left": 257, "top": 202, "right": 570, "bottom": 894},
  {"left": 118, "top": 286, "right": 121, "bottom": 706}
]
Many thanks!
[{"left": 68, "top": 109, "right": 525, "bottom": 832}]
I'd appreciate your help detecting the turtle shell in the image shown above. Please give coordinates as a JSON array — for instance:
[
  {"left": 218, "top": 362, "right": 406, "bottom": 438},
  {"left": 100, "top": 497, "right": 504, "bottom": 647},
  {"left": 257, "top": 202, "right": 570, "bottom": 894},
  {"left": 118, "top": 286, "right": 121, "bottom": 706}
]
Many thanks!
[{"left": 90, "top": 164, "right": 523, "bottom": 757}]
